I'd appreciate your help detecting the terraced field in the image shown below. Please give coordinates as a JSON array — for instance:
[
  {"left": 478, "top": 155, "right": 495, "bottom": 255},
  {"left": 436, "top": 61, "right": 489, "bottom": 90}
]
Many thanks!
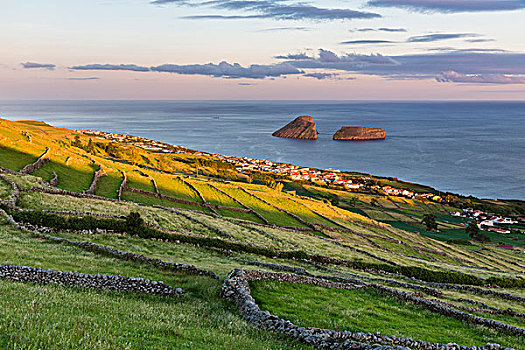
[{"left": 0, "top": 118, "right": 524, "bottom": 349}]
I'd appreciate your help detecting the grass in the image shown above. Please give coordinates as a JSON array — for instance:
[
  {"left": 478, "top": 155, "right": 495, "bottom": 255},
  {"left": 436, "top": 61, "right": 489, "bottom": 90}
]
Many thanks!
[
  {"left": 0, "top": 146, "right": 39, "bottom": 171},
  {"left": 125, "top": 171, "right": 155, "bottom": 192},
  {"left": 0, "top": 226, "right": 309, "bottom": 350},
  {"left": 251, "top": 190, "right": 337, "bottom": 227},
  {"left": 121, "top": 191, "right": 207, "bottom": 212},
  {"left": 386, "top": 221, "right": 525, "bottom": 247},
  {"left": 0, "top": 178, "right": 11, "bottom": 199},
  {"left": 250, "top": 281, "right": 524, "bottom": 349},
  {"left": 218, "top": 185, "right": 306, "bottom": 227},
  {"left": 155, "top": 175, "right": 202, "bottom": 203},
  {"left": 94, "top": 169, "right": 123, "bottom": 199},
  {"left": 32, "top": 154, "right": 98, "bottom": 192}
]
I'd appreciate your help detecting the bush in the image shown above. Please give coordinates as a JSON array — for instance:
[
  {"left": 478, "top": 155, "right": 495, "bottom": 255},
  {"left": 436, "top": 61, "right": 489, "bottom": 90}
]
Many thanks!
[{"left": 447, "top": 239, "right": 472, "bottom": 246}]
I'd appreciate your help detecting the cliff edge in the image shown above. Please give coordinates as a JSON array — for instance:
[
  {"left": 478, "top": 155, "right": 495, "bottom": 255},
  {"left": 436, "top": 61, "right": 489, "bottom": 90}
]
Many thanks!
[
  {"left": 272, "top": 116, "right": 318, "bottom": 140},
  {"left": 333, "top": 126, "right": 385, "bottom": 141}
]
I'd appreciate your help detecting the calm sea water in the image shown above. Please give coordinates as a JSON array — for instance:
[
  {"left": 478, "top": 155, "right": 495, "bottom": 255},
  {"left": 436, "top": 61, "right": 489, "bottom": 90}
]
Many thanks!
[{"left": 1, "top": 100, "right": 524, "bottom": 200}]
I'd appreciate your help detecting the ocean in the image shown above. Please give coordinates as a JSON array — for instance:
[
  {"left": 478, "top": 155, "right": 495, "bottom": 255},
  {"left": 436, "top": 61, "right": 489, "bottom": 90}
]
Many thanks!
[{"left": 1, "top": 100, "right": 524, "bottom": 200}]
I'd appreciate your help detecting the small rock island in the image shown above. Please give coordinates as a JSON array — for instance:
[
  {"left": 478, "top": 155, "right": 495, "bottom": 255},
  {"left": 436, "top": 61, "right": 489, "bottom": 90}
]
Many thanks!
[
  {"left": 272, "top": 115, "right": 318, "bottom": 140},
  {"left": 333, "top": 126, "right": 386, "bottom": 141}
]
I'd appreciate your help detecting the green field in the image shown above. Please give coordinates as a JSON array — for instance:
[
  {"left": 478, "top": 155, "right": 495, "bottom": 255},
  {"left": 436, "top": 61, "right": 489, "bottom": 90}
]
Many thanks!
[
  {"left": 0, "top": 226, "right": 307, "bottom": 350},
  {"left": 0, "top": 146, "right": 39, "bottom": 171},
  {"left": 251, "top": 281, "right": 523, "bottom": 349}
]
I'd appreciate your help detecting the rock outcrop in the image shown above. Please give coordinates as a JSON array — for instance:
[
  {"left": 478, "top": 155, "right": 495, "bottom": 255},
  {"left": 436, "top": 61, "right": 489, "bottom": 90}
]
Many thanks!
[
  {"left": 333, "top": 126, "right": 385, "bottom": 141},
  {"left": 272, "top": 116, "right": 317, "bottom": 140}
]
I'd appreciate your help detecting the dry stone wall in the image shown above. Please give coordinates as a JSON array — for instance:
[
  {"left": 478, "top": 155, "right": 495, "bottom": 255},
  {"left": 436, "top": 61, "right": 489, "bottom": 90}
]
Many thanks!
[
  {"left": 0, "top": 265, "right": 182, "bottom": 296},
  {"left": 221, "top": 268, "right": 516, "bottom": 350},
  {"left": 19, "top": 148, "right": 50, "bottom": 174},
  {"left": 84, "top": 166, "right": 105, "bottom": 194}
]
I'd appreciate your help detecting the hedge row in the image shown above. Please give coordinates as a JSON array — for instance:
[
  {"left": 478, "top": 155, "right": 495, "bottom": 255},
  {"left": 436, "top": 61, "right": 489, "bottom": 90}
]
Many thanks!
[{"left": 7, "top": 208, "right": 524, "bottom": 288}]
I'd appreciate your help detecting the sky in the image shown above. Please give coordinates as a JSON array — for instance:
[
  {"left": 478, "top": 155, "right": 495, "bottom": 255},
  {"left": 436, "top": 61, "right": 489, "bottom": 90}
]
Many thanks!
[{"left": 1, "top": 0, "right": 525, "bottom": 100}]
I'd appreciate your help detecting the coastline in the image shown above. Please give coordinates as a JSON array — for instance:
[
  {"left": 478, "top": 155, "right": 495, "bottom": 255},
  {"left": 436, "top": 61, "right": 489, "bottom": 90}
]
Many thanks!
[{"left": 1, "top": 100, "right": 524, "bottom": 200}]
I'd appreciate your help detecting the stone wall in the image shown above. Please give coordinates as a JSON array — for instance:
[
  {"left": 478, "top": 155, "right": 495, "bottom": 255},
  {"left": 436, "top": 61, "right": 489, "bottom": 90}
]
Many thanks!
[
  {"left": 1, "top": 207, "right": 219, "bottom": 281},
  {"left": 19, "top": 148, "right": 50, "bottom": 174},
  {"left": 117, "top": 171, "right": 127, "bottom": 201},
  {"left": 36, "top": 231, "right": 219, "bottom": 279},
  {"left": 0, "top": 173, "right": 20, "bottom": 208},
  {"left": 221, "top": 268, "right": 515, "bottom": 350},
  {"left": 84, "top": 166, "right": 106, "bottom": 194},
  {"left": 0, "top": 265, "right": 182, "bottom": 296},
  {"left": 49, "top": 171, "right": 59, "bottom": 187},
  {"left": 372, "top": 283, "right": 525, "bottom": 337}
]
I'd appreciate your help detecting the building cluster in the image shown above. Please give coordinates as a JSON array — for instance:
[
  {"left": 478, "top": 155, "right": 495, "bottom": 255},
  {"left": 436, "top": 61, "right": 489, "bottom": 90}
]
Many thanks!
[
  {"left": 381, "top": 186, "right": 442, "bottom": 202},
  {"left": 451, "top": 209, "right": 521, "bottom": 234},
  {"left": 78, "top": 130, "right": 179, "bottom": 153},
  {"left": 216, "top": 155, "right": 363, "bottom": 189}
]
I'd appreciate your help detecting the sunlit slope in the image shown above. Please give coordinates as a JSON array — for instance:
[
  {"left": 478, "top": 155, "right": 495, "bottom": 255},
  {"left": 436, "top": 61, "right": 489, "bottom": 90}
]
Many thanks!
[{"left": 0, "top": 118, "right": 523, "bottom": 275}]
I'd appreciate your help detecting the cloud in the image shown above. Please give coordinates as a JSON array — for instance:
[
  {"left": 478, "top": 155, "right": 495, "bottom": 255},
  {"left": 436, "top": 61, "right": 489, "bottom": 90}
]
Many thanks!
[
  {"left": 355, "top": 27, "right": 407, "bottom": 32},
  {"left": 153, "top": 0, "right": 381, "bottom": 21},
  {"left": 257, "top": 26, "right": 309, "bottom": 32},
  {"left": 303, "top": 72, "right": 355, "bottom": 80},
  {"left": 303, "top": 72, "right": 337, "bottom": 80},
  {"left": 466, "top": 38, "right": 495, "bottom": 43},
  {"left": 340, "top": 40, "right": 395, "bottom": 44},
  {"left": 69, "top": 60, "right": 302, "bottom": 79},
  {"left": 283, "top": 49, "right": 525, "bottom": 83},
  {"left": 61, "top": 48, "right": 525, "bottom": 85},
  {"left": 437, "top": 71, "right": 525, "bottom": 84},
  {"left": 427, "top": 48, "right": 507, "bottom": 53},
  {"left": 408, "top": 33, "right": 479, "bottom": 42},
  {"left": 367, "top": 0, "right": 525, "bottom": 13},
  {"left": 21, "top": 62, "right": 56, "bottom": 70},
  {"left": 274, "top": 53, "right": 313, "bottom": 60},
  {"left": 238, "top": 82, "right": 256, "bottom": 85},
  {"left": 66, "top": 77, "right": 100, "bottom": 81},
  {"left": 69, "top": 64, "right": 150, "bottom": 72},
  {"left": 150, "top": 61, "right": 303, "bottom": 79}
]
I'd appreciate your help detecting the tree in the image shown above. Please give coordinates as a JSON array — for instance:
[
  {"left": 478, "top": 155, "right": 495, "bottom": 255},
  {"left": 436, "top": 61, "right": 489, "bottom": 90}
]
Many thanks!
[
  {"left": 85, "top": 138, "right": 96, "bottom": 154},
  {"left": 348, "top": 197, "right": 358, "bottom": 207},
  {"left": 422, "top": 214, "right": 438, "bottom": 231},
  {"left": 466, "top": 220, "right": 480, "bottom": 240},
  {"left": 126, "top": 212, "right": 144, "bottom": 234},
  {"left": 370, "top": 198, "right": 379, "bottom": 207},
  {"left": 72, "top": 135, "right": 83, "bottom": 148}
]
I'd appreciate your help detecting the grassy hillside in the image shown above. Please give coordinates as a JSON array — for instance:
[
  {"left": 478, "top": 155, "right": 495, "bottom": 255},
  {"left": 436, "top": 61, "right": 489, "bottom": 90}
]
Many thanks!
[{"left": 0, "top": 118, "right": 524, "bottom": 349}]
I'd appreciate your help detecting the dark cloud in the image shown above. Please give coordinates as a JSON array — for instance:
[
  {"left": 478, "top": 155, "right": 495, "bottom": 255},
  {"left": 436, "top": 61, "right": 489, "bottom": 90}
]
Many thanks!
[
  {"left": 150, "top": 61, "right": 303, "bottom": 79},
  {"left": 274, "top": 53, "right": 313, "bottom": 60},
  {"left": 437, "top": 71, "right": 525, "bottom": 84},
  {"left": 303, "top": 72, "right": 337, "bottom": 80},
  {"left": 340, "top": 39, "right": 395, "bottom": 44},
  {"left": 21, "top": 62, "right": 56, "bottom": 70},
  {"left": 303, "top": 72, "right": 355, "bottom": 80},
  {"left": 408, "top": 33, "right": 479, "bottom": 42},
  {"left": 284, "top": 49, "right": 525, "bottom": 84},
  {"left": 355, "top": 27, "right": 407, "bottom": 32},
  {"left": 70, "top": 60, "right": 302, "bottom": 79},
  {"left": 69, "top": 64, "right": 150, "bottom": 72},
  {"left": 367, "top": 0, "right": 525, "bottom": 13},
  {"left": 153, "top": 0, "right": 381, "bottom": 21}
]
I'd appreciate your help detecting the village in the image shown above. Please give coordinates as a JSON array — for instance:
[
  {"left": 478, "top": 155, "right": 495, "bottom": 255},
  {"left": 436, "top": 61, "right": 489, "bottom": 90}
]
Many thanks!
[
  {"left": 451, "top": 208, "right": 524, "bottom": 235},
  {"left": 80, "top": 129, "right": 448, "bottom": 202}
]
